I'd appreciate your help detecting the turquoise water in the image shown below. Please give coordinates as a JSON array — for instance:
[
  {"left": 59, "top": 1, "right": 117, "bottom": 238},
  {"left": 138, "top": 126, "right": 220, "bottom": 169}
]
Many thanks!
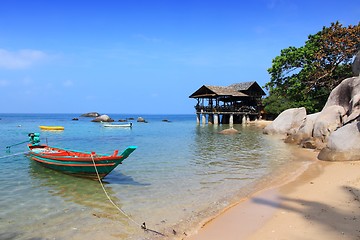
[{"left": 0, "top": 114, "right": 307, "bottom": 239}]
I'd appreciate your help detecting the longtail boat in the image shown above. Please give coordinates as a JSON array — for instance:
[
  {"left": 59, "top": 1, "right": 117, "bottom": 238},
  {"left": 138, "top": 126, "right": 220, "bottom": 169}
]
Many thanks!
[{"left": 27, "top": 133, "right": 137, "bottom": 180}]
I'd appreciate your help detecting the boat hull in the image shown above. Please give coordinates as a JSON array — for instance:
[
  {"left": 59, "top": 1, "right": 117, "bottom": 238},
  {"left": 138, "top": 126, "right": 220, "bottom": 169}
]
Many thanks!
[
  {"left": 28, "top": 144, "right": 137, "bottom": 180},
  {"left": 103, "top": 123, "right": 132, "bottom": 128},
  {"left": 39, "top": 126, "right": 65, "bottom": 131}
]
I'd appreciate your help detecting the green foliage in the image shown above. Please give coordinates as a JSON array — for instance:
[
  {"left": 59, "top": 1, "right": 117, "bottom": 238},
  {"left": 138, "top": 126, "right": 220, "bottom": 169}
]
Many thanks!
[
  {"left": 264, "top": 21, "right": 360, "bottom": 116},
  {"left": 262, "top": 93, "right": 295, "bottom": 116}
]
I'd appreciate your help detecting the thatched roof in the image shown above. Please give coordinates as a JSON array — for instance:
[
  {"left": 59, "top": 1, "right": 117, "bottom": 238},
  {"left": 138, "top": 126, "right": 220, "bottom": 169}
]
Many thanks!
[
  {"left": 189, "top": 81, "right": 265, "bottom": 98},
  {"left": 229, "top": 81, "right": 256, "bottom": 91},
  {"left": 206, "top": 86, "right": 248, "bottom": 97}
]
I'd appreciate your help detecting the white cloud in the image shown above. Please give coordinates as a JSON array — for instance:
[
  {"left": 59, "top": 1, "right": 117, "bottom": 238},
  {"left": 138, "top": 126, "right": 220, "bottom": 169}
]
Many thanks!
[{"left": 0, "top": 49, "right": 48, "bottom": 69}]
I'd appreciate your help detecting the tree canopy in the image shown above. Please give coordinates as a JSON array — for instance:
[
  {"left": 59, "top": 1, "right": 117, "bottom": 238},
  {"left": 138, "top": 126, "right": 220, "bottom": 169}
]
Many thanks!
[{"left": 264, "top": 21, "right": 360, "bottom": 116}]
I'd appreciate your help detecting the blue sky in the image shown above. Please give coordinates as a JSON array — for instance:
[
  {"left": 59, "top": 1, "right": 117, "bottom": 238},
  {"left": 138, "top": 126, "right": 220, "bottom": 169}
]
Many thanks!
[{"left": 0, "top": 0, "right": 359, "bottom": 114}]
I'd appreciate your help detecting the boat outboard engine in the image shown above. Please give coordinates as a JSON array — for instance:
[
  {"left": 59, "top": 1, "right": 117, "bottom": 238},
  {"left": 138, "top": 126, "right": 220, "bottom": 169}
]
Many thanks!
[{"left": 28, "top": 133, "right": 40, "bottom": 145}]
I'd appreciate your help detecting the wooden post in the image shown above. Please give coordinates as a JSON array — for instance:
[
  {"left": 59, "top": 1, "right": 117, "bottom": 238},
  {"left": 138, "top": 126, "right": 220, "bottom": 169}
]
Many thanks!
[
  {"left": 208, "top": 114, "right": 214, "bottom": 125},
  {"left": 196, "top": 113, "right": 200, "bottom": 125},
  {"left": 242, "top": 115, "right": 246, "bottom": 125},
  {"left": 214, "top": 114, "right": 219, "bottom": 125},
  {"left": 202, "top": 114, "right": 206, "bottom": 125},
  {"left": 229, "top": 114, "right": 234, "bottom": 126}
]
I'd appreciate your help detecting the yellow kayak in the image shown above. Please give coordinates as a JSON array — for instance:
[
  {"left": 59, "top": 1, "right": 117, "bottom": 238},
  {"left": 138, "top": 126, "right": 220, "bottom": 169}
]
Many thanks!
[{"left": 39, "top": 126, "right": 65, "bottom": 131}]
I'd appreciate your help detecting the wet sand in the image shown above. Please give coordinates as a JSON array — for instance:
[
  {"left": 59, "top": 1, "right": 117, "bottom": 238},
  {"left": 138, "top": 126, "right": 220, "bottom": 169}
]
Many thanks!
[{"left": 185, "top": 146, "right": 360, "bottom": 239}]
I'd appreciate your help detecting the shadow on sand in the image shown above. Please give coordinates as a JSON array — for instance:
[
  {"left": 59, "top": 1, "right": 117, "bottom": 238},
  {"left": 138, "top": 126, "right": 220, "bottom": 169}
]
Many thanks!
[{"left": 252, "top": 186, "right": 360, "bottom": 237}]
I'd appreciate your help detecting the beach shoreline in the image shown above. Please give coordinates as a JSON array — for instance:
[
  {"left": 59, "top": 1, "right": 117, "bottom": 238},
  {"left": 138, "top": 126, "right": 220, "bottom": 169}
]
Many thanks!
[{"left": 184, "top": 125, "right": 360, "bottom": 240}]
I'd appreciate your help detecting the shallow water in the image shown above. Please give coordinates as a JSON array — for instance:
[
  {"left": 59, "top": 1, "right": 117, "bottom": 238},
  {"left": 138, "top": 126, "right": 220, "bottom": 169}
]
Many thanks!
[{"left": 0, "top": 114, "right": 311, "bottom": 239}]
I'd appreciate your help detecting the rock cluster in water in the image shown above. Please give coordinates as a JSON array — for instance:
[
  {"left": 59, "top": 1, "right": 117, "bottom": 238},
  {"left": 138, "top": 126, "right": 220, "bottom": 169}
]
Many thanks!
[
  {"left": 218, "top": 128, "right": 239, "bottom": 134},
  {"left": 80, "top": 112, "right": 150, "bottom": 123},
  {"left": 91, "top": 114, "right": 114, "bottom": 122},
  {"left": 137, "top": 117, "right": 148, "bottom": 123},
  {"left": 264, "top": 52, "right": 360, "bottom": 161}
]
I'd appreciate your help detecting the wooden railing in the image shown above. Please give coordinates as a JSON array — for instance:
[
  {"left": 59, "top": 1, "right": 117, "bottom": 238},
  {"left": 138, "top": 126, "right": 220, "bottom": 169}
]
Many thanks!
[{"left": 195, "top": 105, "right": 258, "bottom": 114}]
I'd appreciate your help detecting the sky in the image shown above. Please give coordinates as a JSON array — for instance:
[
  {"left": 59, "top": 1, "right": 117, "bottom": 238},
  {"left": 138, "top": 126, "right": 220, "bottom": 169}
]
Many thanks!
[{"left": 0, "top": 0, "right": 359, "bottom": 114}]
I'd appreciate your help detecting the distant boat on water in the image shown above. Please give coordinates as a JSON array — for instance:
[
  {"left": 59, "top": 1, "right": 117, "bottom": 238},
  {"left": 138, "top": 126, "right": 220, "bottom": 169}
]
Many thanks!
[
  {"left": 39, "top": 126, "right": 65, "bottom": 131},
  {"left": 103, "top": 122, "right": 133, "bottom": 128}
]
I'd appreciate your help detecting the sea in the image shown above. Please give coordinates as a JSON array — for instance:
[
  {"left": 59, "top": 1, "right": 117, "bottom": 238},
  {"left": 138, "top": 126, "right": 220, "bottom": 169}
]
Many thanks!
[{"left": 0, "top": 113, "right": 313, "bottom": 240}]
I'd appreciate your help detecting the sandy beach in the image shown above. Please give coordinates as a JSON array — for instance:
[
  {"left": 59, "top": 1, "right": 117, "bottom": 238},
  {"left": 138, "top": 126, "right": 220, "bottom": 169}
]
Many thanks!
[{"left": 185, "top": 146, "right": 360, "bottom": 239}]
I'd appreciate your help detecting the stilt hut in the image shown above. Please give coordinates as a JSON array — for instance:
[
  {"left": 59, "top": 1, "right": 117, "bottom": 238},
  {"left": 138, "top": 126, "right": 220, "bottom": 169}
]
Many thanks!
[{"left": 189, "top": 81, "right": 266, "bottom": 125}]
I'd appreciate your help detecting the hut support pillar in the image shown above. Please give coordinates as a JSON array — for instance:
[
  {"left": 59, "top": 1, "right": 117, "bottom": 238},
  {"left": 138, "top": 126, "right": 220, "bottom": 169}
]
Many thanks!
[
  {"left": 196, "top": 113, "right": 200, "bottom": 125},
  {"left": 229, "top": 114, "right": 234, "bottom": 126},
  {"left": 242, "top": 115, "right": 246, "bottom": 125},
  {"left": 208, "top": 114, "right": 214, "bottom": 125},
  {"left": 214, "top": 114, "right": 219, "bottom": 125},
  {"left": 202, "top": 114, "right": 206, "bottom": 125}
]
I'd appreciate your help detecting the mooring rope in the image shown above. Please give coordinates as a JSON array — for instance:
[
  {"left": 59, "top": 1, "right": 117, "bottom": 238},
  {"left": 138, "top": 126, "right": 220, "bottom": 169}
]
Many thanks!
[{"left": 90, "top": 154, "right": 166, "bottom": 237}]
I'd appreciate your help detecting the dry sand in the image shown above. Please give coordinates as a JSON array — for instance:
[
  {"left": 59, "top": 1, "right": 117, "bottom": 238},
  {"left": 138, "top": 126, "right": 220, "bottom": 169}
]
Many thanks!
[{"left": 185, "top": 151, "right": 360, "bottom": 240}]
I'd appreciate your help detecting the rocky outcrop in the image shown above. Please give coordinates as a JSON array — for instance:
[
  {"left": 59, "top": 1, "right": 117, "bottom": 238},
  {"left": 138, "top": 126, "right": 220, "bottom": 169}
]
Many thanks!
[
  {"left": 318, "top": 121, "right": 360, "bottom": 161},
  {"left": 296, "top": 112, "right": 320, "bottom": 140},
  {"left": 81, "top": 112, "right": 100, "bottom": 117},
  {"left": 312, "top": 105, "right": 346, "bottom": 142},
  {"left": 317, "top": 75, "right": 360, "bottom": 161},
  {"left": 284, "top": 112, "right": 320, "bottom": 146},
  {"left": 263, "top": 107, "right": 306, "bottom": 136},
  {"left": 91, "top": 114, "right": 114, "bottom": 122},
  {"left": 266, "top": 76, "right": 360, "bottom": 161},
  {"left": 322, "top": 77, "right": 360, "bottom": 112}
]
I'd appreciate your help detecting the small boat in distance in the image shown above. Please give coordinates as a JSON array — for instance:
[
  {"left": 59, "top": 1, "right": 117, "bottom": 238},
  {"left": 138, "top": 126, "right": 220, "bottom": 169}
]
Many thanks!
[
  {"left": 103, "top": 122, "right": 133, "bottom": 128},
  {"left": 39, "top": 126, "right": 65, "bottom": 131},
  {"left": 27, "top": 133, "right": 137, "bottom": 180}
]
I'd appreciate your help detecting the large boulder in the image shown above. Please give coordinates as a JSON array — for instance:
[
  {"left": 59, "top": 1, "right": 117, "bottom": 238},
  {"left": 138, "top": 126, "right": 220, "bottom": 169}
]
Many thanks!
[
  {"left": 345, "top": 93, "right": 360, "bottom": 124},
  {"left": 320, "top": 76, "right": 360, "bottom": 127},
  {"left": 297, "top": 112, "right": 320, "bottom": 139},
  {"left": 312, "top": 105, "right": 346, "bottom": 142},
  {"left": 285, "top": 112, "right": 320, "bottom": 145},
  {"left": 322, "top": 76, "right": 360, "bottom": 112},
  {"left": 137, "top": 117, "right": 147, "bottom": 123},
  {"left": 263, "top": 107, "right": 306, "bottom": 136},
  {"left": 318, "top": 121, "right": 360, "bottom": 161},
  {"left": 91, "top": 114, "right": 114, "bottom": 122}
]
